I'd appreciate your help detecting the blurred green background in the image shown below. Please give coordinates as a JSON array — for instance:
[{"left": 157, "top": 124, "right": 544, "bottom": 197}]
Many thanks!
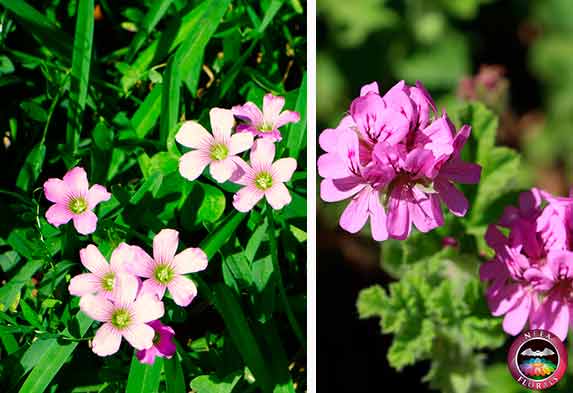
[{"left": 317, "top": 0, "right": 573, "bottom": 392}]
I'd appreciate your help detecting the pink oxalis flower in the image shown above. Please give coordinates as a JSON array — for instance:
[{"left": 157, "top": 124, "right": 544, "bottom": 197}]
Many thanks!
[
  {"left": 318, "top": 81, "right": 481, "bottom": 241},
  {"left": 127, "top": 229, "right": 208, "bottom": 307},
  {"left": 43, "top": 166, "right": 111, "bottom": 235},
  {"left": 480, "top": 188, "right": 573, "bottom": 340},
  {"left": 136, "top": 320, "right": 177, "bottom": 364},
  {"left": 80, "top": 275, "right": 164, "bottom": 356},
  {"left": 176, "top": 108, "right": 254, "bottom": 183},
  {"left": 231, "top": 139, "right": 297, "bottom": 212},
  {"left": 69, "top": 243, "right": 133, "bottom": 299},
  {"left": 232, "top": 93, "right": 300, "bottom": 141}
]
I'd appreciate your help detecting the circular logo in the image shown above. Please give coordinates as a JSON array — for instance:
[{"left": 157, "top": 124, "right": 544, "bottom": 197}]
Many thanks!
[{"left": 507, "top": 329, "right": 567, "bottom": 390}]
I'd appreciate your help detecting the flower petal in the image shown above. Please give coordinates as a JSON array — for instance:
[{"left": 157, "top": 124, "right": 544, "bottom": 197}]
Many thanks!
[
  {"left": 409, "top": 188, "right": 444, "bottom": 233},
  {"left": 228, "top": 132, "right": 254, "bottom": 155},
  {"left": 63, "top": 167, "right": 89, "bottom": 195},
  {"left": 233, "top": 186, "right": 264, "bottom": 212},
  {"left": 153, "top": 229, "right": 179, "bottom": 265},
  {"left": 272, "top": 158, "right": 297, "bottom": 183},
  {"left": 69, "top": 273, "right": 101, "bottom": 296},
  {"left": 140, "top": 278, "right": 167, "bottom": 300},
  {"left": 122, "top": 323, "right": 155, "bottom": 350},
  {"left": 387, "top": 187, "right": 411, "bottom": 240},
  {"left": 80, "top": 245, "right": 110, "bottom": 276},
  {"left": 136, "top": 346, "right": 160, "bottom": 364},
  {"left": 43, "top": 178, "right": 70, "bottom": 204},
  {"left": 232, "top": 102, "right": 264, "bottom": 124},
  {"left": 109, "top": 243, "right": 133, "bottom": 273},
  {"left": 435, "top": 178, "right": 468, "bottom": 217},
  {"left": 209, "top": 107, "right": 234, "bottom": 140},
  {"left": 250, "top": 139, "right": 275, "bottom": 168},
  {"left": 320, "top": 178, "right": 364, "bottom": 202},
  {"left": 45, "top": 204, "right": 73, "bottom": 227},
  {"left": 339, "top": 188, "right": 369, "bottom": 234},
  {"left": 92, "top": 323, "right": 122, "bottom": 356},
  {"left": 502, "top": 294, "right": 531, "bottom": 336},
  {"left": 175, "top": 121, "right": 213, "bottom": 149},
  {"left": 127, "top": 246, "right": 156, "bottom": 278},
  {"left": 132, "top": 293, "right": 165, "bottom": 324},
  {"left": 112, "top": 274, "right": 139, "bottom": 307},
  {"left": 179, "top": 150, "right": 210, "bottom": 181},
  {"left": 275, "top": 110, "right": 300, "bottom": 128},
  {"left": 72, "top": 210, "right": 98, "bottom": 235},
  {"left": 79, "top": 294, "right": 114, "bottom": 322},
  {"left": 263, "top": 94, "right": 285, "bottom": 122},
  {"left": 265, "top": 183, "right": 292, "bottom": 210},
  {"left": 210, "top": 158, "right": 236, "bottom": 183},
  {"left": 369, "top": 189, "right": 388, "bottom": 241},
  {"left": 86, "top": 184, "right": 111, "bottom": 209},
  {"left": 172, "top": 248, "right": 208, "bottom": 274},
  {"left": 167, "top": 276, "right": 197, "bottom": 307},
  {"left": 439, "top": 158, "right": 481, "bottom": 184}
]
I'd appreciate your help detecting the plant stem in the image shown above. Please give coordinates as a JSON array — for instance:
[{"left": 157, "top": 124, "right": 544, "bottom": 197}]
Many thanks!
[{"left": 266, "top": 207, "right": 305, "bottom": 348}]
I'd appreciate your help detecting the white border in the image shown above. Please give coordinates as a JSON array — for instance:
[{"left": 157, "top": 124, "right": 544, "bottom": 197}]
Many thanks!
[{"left": 306, "top": 0, "right": 317, "bottom": 392}]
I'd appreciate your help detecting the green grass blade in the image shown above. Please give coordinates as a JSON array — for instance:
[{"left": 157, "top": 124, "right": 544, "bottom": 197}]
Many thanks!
[
  {"left": 18, "top": 312, "right": 93, "bottom": 393},
  {"left": 286, "top": 73, "right": 307, "bottom": 158},
  {"left": 160, "top": 56, "right": 181, "bottom": 148},
  {"left": 65, "top": 0, "right": 94, "bottom": 156},
  {"left": 125, "top": 354, "right": 163, "bottom": 393},
  {"left": 212, "top": 283, "right": 273, "bottom": 392},
  {"left": 131, "top": 86, "right": 162, "bottom": 139},
  {"left": 199, "top": 211, "right": 246, "bottom": 259},
  {"left": 127, "top": 0, "right": 175, "bottom": 61},
  {"left": 257, "top": 0, "right": 284, "bottom": 34},
  {"left": 0, "top": 259, "right": 42, "bottom": 312},
  {"left": 164, "top": 356, "right": 185, "bottom": 393}
]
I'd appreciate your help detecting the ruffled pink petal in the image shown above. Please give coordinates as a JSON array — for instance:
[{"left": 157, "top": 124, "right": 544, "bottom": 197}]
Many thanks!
[
  {"left": 122, "top": 323, "right": 155, "bottom": 350},
  {"left": 132, "top": 293, "right": 165, "bottom": 324},
  {"left": 317, "top": 152, "right": 350, "bottom": 179},
  {"left": 167, "top": 276, "right": 198, "bottom": 307},
  {"left": 489, "top": 283, "right": 523, "bottom": 317},
  {"left": 339, "top": 188, "right": 369, "bottom": 234},
  {"left": 502, "top": 294, "right": 531, "bottom": 335},
  {"left": 43, "top": 178, "right": 70, "bottom": 204},
  {"left": 275, "top": 110, "right": 300, "bottom": 128},
  {"left": 229, "top": 156, "right": 252, "bottom": 186},
  {"left": 368, "top": 189, "right": 388, "bottom": 241},
  {"left": 409, "top": 188, "right": 444, "bottom": 233},
  {"left": 387, "top": 187, "right": 411, "bottom": 240},
  {"left": 80, "top": 245, "right": 110, "bottom": 276},
  {"left": 534, "top": 292, "right": 570, "bottom": 341},
  {"left": 127, "top": 246, "right": 156, "bottom": 278},
  {"left": 272, "top": 158, "right": 297, "bottom": 183},
  {"left": 210, "top": 158, "right": 236, "bottom": 183},
  {"left": 175, "top": 121, "right": 213, "bottom": 149},
  {"left": 108, "top": 243, "right": 132, "bottom": 273},
  {"left": 113, "top": 274, "right": 139, "bottom": 307},
  {"left": 250, "top": 139, "right": 275, "bottom": 169},
  {"left": 179, "top": 150, "right": 210, "bottom": 181},
  {"left": 72, "top": 210, "right": 98, "bottom": 235},
  {"left": 69, "top": 273, "right": 101, "bottom": 296},
  {"left": 360, "top": 81, "right": 379, "bottom": 96},
  {"left": 209, "top": 108, "right": 234, "bottom": 141},
  {"left": 439, "top": 158, "right": 481, "bottom": 184},
  {"left": 263, "top": 94, "right": 285, "bottom": 123},
  {"left": 79, "top": 294, "right": 114, "bottom": 322},
  {"left": 137, "top": 345, "right": 160, "bottom": 364},
  {"left": 153, "top": 229, "right": 179, "bottom": 264},
  {"left": 232, "top": 102, "right": 264, "bottom": 125},
  {"left": 63, "top": 167, "right": 89, "bottom": 195},
  {"left": 265, "top": 183, "right": 292, "bottom": 210},
  {"left": 45, "top": 204, "right": 73, "bottom": 227},
  {"left": 318, "top": 116, "right": 355, "bottom": 153},
  {"left": 233, "top": 186, "right": 264, "bottom": 212},
  {"left": 86, "top": 184, "right": 111, "bottom": 209},
  {"left": 228, "top": 132, "right": 254, "bottom": 155},
  {"left": 156, "top": 333, "right": 177, "bottom": 357},
  {"left": 92, "top": 323, "right": 122, "bottom": 356},
  {"left": 140, "top": 278, "right": 167, "bottom": 300},
  {"left": 435, "top": 178, "right": 468, "bottom": 217},
  {"left": 320, "top": 178, "right": 365, "bottom": 202},
  {"left": 172, "top": 248, "right": 208, "bottom": 274}
]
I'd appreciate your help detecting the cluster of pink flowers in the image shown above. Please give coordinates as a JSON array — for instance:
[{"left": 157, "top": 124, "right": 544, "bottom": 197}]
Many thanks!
[
  {"left": 69, "top": 229, "right": 207, "bottom": 361},
  {"left": 318, "top": 81, "right": 481, "bottom": 241},
  {"left": 176, "top": 94, "right": 299, "bottom": 213},
  {"left": 480, "top": 188, "right": 573, "bottom": 340}
]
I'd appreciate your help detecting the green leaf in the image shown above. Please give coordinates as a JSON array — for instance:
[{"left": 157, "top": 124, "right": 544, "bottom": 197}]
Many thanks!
[
  {"left": 285, "top": 73, "right": 307, "bottom": 158},
  {"left": 18, "top": 312, "right": 93, "bottom": 393},
  {"left": 66, "top": 0, "right": 94, "bottom": 155},
  {"left": 125, "top": 355, "right": 163, "bottom": 393},
  {"left": 132, "top": 86, "right": 162, "bottom": 138},
  {"left": 257, "top": 0, "right": 285, "bottom": 34},
  {"left": 356, "top": 285, "right": 387, "bottom": 320},
  {"left": 127, "top": 0, "right": 176, "bottom": 60},
  {"left": 164, "top": 356, "right": 185, "bottom": 393},
  {"left": 0, "top": 259, "right": 42, "bottom": 312},
  {"left": 196, "top": 183, "right": 226, "bottom": 225},
  {"left": 20, "top": 300, "right": 43, "bottom": 329},
  {"left": 16, "top": 143, "right": 46, "bottom": 191},
  {"left": 190, "top": 371, "right": 241, "bottom": 393},
  {"left": 160, "top": 57, "right": 181, "bottom": 148},
  {"left": 200, "top": 211, "right": 246, "bottom": 259}
]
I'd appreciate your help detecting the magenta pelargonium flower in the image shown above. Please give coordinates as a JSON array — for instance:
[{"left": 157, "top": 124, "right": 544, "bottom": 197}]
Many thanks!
[
  {"left": 43, "top": 166, "right": 111, "bottom": 235},
  {"left": 176, "top": 108, "right": 254, "bottom": 183},
  {"left": 480, "top": 189, "right": 573, "bottom": 340},
  {"left": 80, "top": 274, "right": 164, "bottom": 356},
  {"left": 136, "top": 320, "right": 177, "bottom": 365},
  {"left": 231, "top": 139, "right": 297, "bottom": 212},
  {"left": 318, "top": 80, "right": 481, "bottom": 241},
  {"left": 127, "top": 229, "right": 207, "bottom": 307},
  {"left": 232, "top": 93, "right": 300, "bottom": 141},
  {"left": 69, "top": 243, "right": 133, "bottom": 299}
]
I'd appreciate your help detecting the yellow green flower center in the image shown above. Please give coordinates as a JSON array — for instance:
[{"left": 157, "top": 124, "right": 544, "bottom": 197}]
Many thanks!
[
  {"left": 210, "top": 143, "right": 229, "bottom": 161},
  {"left": 258, "top": 122, "right": 274, "bottom": 132},
  {"left": 111, "top": 309, "right": 131, "bottom": 330},
  {"left": 154, "top": 264, "right": 174, "bottom": 285},
  {"left": 68, "top": 197, "right": 88, "bottom": 214},
  {"left": 254, "top": 172, "right": 273, "bottom": 190},
  {"left": 101, "top": 272, "right": 115, "bottom": 292}
]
